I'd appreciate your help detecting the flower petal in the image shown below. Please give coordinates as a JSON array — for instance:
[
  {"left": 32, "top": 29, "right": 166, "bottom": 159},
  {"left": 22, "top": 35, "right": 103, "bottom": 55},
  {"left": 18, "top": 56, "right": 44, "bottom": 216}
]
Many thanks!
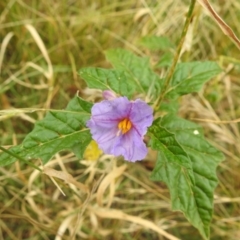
[
  {"left": 89, "top": 97, "right": 132, "bottom": 125},
  {"left": 86, "top": 98, "right": 130, "bottom": 155},
  {"left": 87, "top": 119, "right": 118, "bottom": 153},
  {"left": 129, "top": 99, "right": 153, "bottom": 136},
  {"left": 113, "top": 129, "right": 148, "bottom": 162}
]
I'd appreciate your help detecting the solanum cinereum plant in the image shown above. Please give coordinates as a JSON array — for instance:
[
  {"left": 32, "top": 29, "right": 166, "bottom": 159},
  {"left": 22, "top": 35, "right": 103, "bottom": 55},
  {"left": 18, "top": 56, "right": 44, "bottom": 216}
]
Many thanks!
[{"left": 0, "top": 43, "right": 224, "bottom": 239}]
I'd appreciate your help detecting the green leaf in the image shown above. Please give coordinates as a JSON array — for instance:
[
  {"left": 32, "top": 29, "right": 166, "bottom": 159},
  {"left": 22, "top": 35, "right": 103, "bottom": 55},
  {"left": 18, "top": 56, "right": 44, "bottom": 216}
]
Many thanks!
[
  {"left": 156, "top": 52, "right": 173, "bottom": 68},
  {"left": 105, "top": 49, "right": 162, "bottom": 99},
  {"left": 166, "top": 61, "right": 222, "bottom": 98},
  {"left": 149, "top": 118, "right": 195, "bottom": 183},
  {"left": 159, "top": 99, "right": 179, "bottom": 114},
  {"left": 149, "top": 116, "right": 224, "bottom": 239},
  {"left": 0, "top": 96, "right": 92, "bottom": 166},
  {"left": 139, "top": 36, "right": 174, "bottom": 51},
  {"left": 79, "top": 67, "right": 135, "bottom": 98}
]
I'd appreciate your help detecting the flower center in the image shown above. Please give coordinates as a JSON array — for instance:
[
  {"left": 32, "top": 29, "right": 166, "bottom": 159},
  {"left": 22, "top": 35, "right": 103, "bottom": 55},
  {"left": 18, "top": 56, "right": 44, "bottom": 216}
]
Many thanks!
[{"left": 118, "top": 118, "right": 132, "bottom": 134}]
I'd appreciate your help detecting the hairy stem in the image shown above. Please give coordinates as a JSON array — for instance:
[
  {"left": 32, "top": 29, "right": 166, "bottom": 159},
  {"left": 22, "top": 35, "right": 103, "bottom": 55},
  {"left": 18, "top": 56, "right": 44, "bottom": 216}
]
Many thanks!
[{"left": 154, "top": 0, "right": 196, "bottom": 110}]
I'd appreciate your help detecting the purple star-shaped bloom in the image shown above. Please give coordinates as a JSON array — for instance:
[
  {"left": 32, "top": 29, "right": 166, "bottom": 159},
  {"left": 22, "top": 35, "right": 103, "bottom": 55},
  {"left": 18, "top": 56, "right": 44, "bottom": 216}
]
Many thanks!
[{"left": 87, "top": 96, "right": 153, "bottom": 162}]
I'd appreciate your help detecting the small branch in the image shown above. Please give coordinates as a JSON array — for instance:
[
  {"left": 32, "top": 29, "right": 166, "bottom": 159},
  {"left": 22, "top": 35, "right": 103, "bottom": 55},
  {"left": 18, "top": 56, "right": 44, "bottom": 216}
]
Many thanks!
[{"left": 154, "top": 0, "right": 196, "bottom": 110}]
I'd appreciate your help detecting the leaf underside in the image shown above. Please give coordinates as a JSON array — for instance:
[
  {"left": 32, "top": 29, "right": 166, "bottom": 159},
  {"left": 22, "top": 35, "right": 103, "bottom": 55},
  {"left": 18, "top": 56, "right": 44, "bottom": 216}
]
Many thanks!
[
  {"left": 0, "top": 96, "right": 92, "bottom": 166},
  {"left": 149, "top": 116, "right": 224, "bottom": 239}
]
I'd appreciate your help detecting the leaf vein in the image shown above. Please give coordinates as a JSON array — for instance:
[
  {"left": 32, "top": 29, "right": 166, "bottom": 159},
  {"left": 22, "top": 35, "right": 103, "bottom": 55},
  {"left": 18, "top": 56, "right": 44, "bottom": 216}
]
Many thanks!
[{"left": 48, "top": 111, "right": 79, "bottom": 131}]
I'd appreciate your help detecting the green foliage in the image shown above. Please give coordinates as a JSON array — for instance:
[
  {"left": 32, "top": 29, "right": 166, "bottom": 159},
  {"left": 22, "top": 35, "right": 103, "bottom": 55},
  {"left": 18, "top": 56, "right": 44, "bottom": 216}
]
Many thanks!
[
  {"left": 0, "top": 96, "right": 92, "bottom": 166},
  {"left": 159, "top": 100, "right": 179, "bottom": 114},
  {"left": 79, "top": 67, "right": 136, "bottom": 98},
  {"left": 156, "top": 52, "right": 173, "bottom": 67},
  {"left": 166, "top": 61, "right": 222, "bottom": 98},
  {"left": 149, "top": 116, "right": 224, "bottom": 239},
  {"left": 138, "top": 36, "right": 174, "bottom": 51},
  {"left": 139, "top": 36, "right": 174, "bottom": 68},
  {"left": 105, "top": 49, "right": 163, "bottom": 99}
]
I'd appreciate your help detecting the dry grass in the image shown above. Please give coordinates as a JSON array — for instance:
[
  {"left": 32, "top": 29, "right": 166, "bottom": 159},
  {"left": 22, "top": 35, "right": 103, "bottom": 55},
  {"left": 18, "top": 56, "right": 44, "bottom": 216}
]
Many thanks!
[{"left": 1, "top": 0, "right": 240, "bottom": 239}]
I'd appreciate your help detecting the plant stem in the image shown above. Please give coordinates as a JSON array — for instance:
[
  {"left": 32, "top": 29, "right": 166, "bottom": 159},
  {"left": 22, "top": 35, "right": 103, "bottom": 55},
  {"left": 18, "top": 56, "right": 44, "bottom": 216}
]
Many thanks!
[
  {"left": 0, "top": 146, "right": 42, "bottom": 172},
  {"left": 154, "top": 0, "right": 196, "bottom": 110}
]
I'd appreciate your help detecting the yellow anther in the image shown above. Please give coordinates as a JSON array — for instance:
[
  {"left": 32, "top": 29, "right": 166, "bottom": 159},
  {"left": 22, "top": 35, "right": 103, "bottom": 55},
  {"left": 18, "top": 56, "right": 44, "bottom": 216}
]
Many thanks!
[{"left": 118, "top": 118, "right": 132, "bottom": 134}]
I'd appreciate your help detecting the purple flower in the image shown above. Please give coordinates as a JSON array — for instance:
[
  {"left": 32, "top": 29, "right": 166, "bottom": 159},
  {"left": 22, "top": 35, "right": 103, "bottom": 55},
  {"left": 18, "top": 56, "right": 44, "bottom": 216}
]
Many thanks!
[{"left": 87, "top": 96, "right": 153, "bottom": 162}]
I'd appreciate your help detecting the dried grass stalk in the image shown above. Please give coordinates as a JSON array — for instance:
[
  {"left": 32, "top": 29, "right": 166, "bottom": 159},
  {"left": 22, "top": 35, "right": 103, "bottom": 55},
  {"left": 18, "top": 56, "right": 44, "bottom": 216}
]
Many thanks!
[{"left": 197, "top": 0, "right": 240, "bottom": 50}]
